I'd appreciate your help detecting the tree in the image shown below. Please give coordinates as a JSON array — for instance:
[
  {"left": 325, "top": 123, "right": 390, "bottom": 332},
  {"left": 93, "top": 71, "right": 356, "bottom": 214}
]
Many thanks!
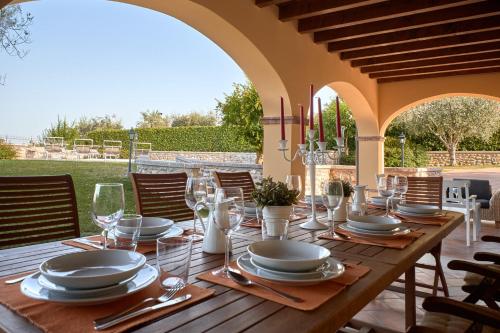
[
  {"left": 76, "top": 114, "right": 123, "bottom": 135},
  {"left": 216, "top": 81, "right": 263, "bottom": 162},
  {"left": 0, "top": 5, "right": 33, "bottom": 85},
  {"left": 321, "top": 97, "right": 356, "bottom": 154},
  {"left": 169, "top": 111, "right": 217, "bottom": 127},
  {"left": 136, "top": 110, "right": 168, "bottom": 128},
  {"left": 42, "top": 116, "right": 79, "bottom": 145},
  {"left": 396, "top": 97, "right": 500, "bottom": 166}
]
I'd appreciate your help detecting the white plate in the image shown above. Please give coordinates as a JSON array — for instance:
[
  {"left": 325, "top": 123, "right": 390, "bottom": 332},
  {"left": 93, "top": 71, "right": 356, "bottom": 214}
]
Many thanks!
[
  {"left": 397, "top": 204, "right": 441, "bottom": 214},
  {"left": 112, "top": 225, "right": 184, "bottom": 244},
  {"left": 117, "top": 217, "right": 173, "bottom": 236},
  {"left": 237, "top": 254, "right": 344, "bottom": 286},
  {"left": 38, "top": 273, "right": 136, "bottom": 295},
  {"left": 370, "top": 196, "right": 388, "bottom": 204},
  {"left": 347, "top": 215, "right": 402, "bottom": 231},
  {"left": 395, "top": 209, "right": 443, "bottom": 217},
  {"left": 40, "top": 250, "right": 146, "bottom": 289},
  {"left": 247, "top": 240, "right": 330, "bottom": 273},
  {"left": 250, "top": 257, "right": 337, "bottom": 278},
  {"left": 339, "top": 223, "right": 411, "bottom": 239},
  {"left": 22, "top": 264, "right": 158, "bottom": 305}
]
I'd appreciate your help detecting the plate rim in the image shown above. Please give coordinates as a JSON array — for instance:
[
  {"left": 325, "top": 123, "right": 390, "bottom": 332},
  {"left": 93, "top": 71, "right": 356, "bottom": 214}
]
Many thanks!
[{"left": 339, "top": 223, "right": 411, "bottom": 238}]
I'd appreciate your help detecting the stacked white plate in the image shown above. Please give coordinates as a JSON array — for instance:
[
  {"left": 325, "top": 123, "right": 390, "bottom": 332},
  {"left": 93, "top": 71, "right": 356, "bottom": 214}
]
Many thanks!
[
  {"left": 21, "top": 250, "right": 158, "bottom": 305},
  {"left": 113, "top": 217, "right": 183, "bottom": 244},
  {"left": 343, "top": 215, "right": 410, "bottom": 239},
  {"left": 369, "top": 196, "right": 400, "bottom": 207},
  {"left": 237, "top": 240, "right": 345, "bottom": 285},
  {"left": 395, "top": 203, "right": 443, "bottom": 217},
  {"left": 244, "top": 201, "right": 257, "bottom": 217}
]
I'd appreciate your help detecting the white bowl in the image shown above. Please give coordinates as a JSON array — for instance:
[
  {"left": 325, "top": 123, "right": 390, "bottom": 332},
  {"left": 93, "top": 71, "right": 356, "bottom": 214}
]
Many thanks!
[
  {"left": 247, "top": 240, "right": 330, "bottom": 272},
  {"left": 39, "top": 250, "right": 146, "bottom": 289},
  {"left": 347, "top": 215, "right": 402, "bottom": 231},
  {"left": 117, "top": 217, "right": 173, "bottom": 236},
  {"left": 397, "top": 204, "right": 441, "bottom": 214}
]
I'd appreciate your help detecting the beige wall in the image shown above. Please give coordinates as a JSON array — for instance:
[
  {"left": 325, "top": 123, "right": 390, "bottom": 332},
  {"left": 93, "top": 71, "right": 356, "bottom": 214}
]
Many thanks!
[{"left": 3, "top": 0, "right": 500, "bottom": 187}]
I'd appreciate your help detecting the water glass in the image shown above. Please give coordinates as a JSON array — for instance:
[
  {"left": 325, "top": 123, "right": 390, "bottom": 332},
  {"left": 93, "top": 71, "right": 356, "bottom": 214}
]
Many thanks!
[
  {"left": 394, "top": 176, "right": 408, "bottom": 204},
  {"left": 321, "top": 181, "right": 343, "bottom": 236},
  {"left": 286, "top": 175, "right": 302, "bottom": 218},
  {"left": 376, "top": 175, "right": 395, "bottom": 217},
  {"left": 185, "top": 177, "right": 208, "bottom": 241},
  {"left": 109, "top": 214, "right": 142, "bottom": 251},
  {"left": 157, "top": 236, "right": 193, "bottom": 291},
  {"left": 348, "top": 202, "right": 366, "bottom": 217},
  {"left": 92, "top": 183, "right": 125, "bottom": 249},
  {"left": 262, "top": 218, "right": 289, "bottom": 240}
]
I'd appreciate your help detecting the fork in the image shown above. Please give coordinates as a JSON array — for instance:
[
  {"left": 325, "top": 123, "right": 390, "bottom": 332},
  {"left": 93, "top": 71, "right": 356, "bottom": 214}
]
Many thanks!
[{"left": 93, "top": 281, "right": 183, "bottom": 326}]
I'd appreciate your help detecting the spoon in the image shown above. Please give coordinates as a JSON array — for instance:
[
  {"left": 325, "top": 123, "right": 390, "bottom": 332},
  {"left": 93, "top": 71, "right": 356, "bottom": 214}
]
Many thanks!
[{"left": 228, "top": 269, "right": 304, "bottom": 303}]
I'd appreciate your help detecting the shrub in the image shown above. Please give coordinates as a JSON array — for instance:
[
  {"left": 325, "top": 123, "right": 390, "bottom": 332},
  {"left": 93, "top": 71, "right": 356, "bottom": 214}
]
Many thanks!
[
  {"left": 384, "top": 137, "right": 428, "bottom": 167},
  {"left": 87, "top": 126, "right": 254, "bottom": 158},
  {"left": 0, "top": 142, "right": 17, "bottom": 160}
]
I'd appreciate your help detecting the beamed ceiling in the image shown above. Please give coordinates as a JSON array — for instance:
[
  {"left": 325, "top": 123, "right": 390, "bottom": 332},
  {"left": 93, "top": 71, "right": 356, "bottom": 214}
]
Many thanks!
[{"left": 255, "top": 0, "right": 500, "bottom": 83}]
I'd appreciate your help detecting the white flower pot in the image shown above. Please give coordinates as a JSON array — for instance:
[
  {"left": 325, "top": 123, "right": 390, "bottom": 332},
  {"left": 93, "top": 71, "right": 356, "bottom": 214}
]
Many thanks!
[
  {"left": 333, "top": 197, "right": 349, "bottom": 222},
  {"left": 262, "top": 206, "right": 292, "bottom": 221}
]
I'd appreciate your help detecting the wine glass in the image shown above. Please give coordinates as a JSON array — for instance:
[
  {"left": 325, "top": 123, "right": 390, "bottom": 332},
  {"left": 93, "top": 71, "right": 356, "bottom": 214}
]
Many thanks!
[
  {"left": 394, "top": 176, "right": 408, "bottom": 205},
  {"left": 92, "top": 183, "right": 125, "bottom": 250},
  {"left": 212, "top": 187, "right": 244, "bottom": 278},
  {"left": 286, "top": 175, "right": 302, "bottom": 219},
  {"left": 321, "top": 180, "right": 343, "bottom": 236},
  {"left": 376, "top": 175, "right": 395, "bottom": 217},
  {"left": 185, "top": 177, "right": 208, "bottom": 241}
]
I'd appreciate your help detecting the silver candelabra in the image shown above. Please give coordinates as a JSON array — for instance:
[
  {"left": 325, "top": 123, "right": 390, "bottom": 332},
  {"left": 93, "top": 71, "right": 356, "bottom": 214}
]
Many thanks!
[{"left": 279, "top": 128, "right": 345, "bottom": 230}]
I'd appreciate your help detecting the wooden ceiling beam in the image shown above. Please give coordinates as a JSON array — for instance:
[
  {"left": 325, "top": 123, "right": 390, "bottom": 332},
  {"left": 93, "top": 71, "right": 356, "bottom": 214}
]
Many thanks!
[
  {"left": 361, "top": 51, "right": 500, "bottom": 73},
  {"left": 340, "top": 29, "right": 500, "bottom": 60},
  {"left": 377, "top": 67, "right": 500, "bottom": 83},
  {"left": 314, "top": 1, "right": 500, "bottom": 43},
  {"left": 298, "top": 0, "right": 479, "bottom": 33},
  {"left": 351, "top": 41, "right": 500, "bottom": 67},
  {"left": 369, "top": 59, "right": 500, "bottom": 78},
  {"left": 328, "top": 16, "right": 500, "bottom": 52},
  {"left": 279, "top": 0, "right": 381, "bottom": 21},
  {"left": 255, "top": 0, "right": 290, "bottom": 8}
]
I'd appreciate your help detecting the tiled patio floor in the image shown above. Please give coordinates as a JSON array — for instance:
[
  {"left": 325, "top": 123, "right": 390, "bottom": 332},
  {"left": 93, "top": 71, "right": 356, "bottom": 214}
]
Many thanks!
[{"left": 352, "top": 220, "right": 500, "bottom": 332}]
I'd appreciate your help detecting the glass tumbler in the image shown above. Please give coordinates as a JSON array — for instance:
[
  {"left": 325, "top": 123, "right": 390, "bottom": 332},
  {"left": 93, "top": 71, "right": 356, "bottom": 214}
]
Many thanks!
[
  {"left": 262, "top": 218, "right": 289, "bottom": 240},
  {"left": 157, "top": 236, "right": 193, "bottom": 291},
  {"left": 110, "top": 214, "right": 142, "bottom": 251}
]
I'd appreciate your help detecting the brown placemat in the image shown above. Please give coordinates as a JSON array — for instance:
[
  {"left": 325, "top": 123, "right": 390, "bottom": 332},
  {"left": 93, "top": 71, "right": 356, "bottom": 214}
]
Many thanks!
[
  {"left": 0, "top": 274, "right": 214, "bottom": 333},
  {"left": 392, "top": 212, "right": 451, "bottom": 226},
  {"left": 181, "top": 229, "right": 205, "bottom": 242},
  {"left": 241, "top": 218, "right": 262, "bottom": 228},
  {"left": 196, "top": 261, "right": 370, "bottom": 311},
  {"left": 63, "top": 236, "right": 156, "bottom": 254},
  {"left": 318, "top": 226, "right": 424, "bottom": 249}
]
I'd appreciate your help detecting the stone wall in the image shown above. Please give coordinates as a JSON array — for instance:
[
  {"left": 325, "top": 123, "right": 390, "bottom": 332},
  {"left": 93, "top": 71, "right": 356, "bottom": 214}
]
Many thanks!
[
  {"left": 149, "top": 151, "right": 256, "bottom": 164},
  {"left": 427, "top": 151, "right": 499, "bottom": 166}
]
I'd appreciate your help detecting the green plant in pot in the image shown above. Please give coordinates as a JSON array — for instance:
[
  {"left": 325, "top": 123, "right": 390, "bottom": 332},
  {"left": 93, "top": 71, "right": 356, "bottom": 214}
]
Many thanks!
[
  {"left": 252, "top": 177, "right": 300, "bottom": 221},
  {"left": 331, "top": 178, "right": 354, "bottom": 222}
]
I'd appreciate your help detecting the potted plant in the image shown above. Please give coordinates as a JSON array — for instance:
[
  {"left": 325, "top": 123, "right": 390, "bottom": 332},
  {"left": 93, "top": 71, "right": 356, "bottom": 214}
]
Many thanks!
[
  {"left": 252, "top": 177, "right": 300, "bottom": 220},
  {"left": 332, "top": 178, "right": 354, "bottom": 222}
]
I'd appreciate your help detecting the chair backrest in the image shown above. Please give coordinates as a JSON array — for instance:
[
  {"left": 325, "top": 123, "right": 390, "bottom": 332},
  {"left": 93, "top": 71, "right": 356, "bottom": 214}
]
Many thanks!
[
  {"left": 443, "top": 180, "right": 471, "bottom": 207},
  {"left": 0, "top": 175, "right": 80, "bottom": 249},
  {"left": 103, "top": 140, "right": 122, "bottom": 155},
  {"left": 214, "top": 171, "right": 255, "bottom": 201},
  {"left": 129, "top": 172, "right": 193, "bottom": 222},
  {"left": 74, "top": 139, "right": 93, "bottom": 154},
  {"left": 406, "top": 176, "right": 443, "bottom": 209},
  {"left": 134, "top": 142, "right": 152, "bottom": 159},
  {"left": 453, "top": 178, "right": 492, "bottom": 200}
]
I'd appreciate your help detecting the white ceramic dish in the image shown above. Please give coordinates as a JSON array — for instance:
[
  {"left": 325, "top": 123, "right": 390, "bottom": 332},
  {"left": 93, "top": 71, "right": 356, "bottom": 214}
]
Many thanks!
[
  {"left": 395, "top": 209, "right": 443, "bottom": 217},
  {"left": 397, "top": 204, "right": 441, "bottom": 214},
  {"left": 22, "top": 264, "right": 158, "bottom": 305},
  {"left": 339, "top": 223, "right": 411, "bottom": 239},
  {"left": 117, "top": 217, "right": 173, "bottom": 236},
  {"left": 38, "top": 273, "right": 136, "bottom": 295},
  {"left": 370, "top": 196, "right": 387, "bottom": 203},
  {"left": 346, "top": 215, "right": 402, "bottom": 231},
  {"left": 247, "top": 240, "right": 330, "bottom": 272},
  {"left": 237, "top": 254, "right": 344, "bottom": 286},
  {"left": 39, "top": 250, "right": 146, "bottom": 289},
  {"left": 250, "top": 257, "right": 337, "bottom": 278},
  {"left": 112, "top": 225, "right": 184, "bottom": 244}
]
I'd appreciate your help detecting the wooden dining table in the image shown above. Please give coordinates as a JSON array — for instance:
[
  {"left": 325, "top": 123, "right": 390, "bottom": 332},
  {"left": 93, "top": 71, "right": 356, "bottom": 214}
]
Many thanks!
[{"left": 0, "top": 211, "right": 464, "bottom": 333}]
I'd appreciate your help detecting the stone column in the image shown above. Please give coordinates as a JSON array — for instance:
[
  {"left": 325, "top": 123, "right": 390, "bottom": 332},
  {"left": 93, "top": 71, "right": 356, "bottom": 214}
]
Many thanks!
[{"left": 357, "top": 135, "right": 385, "bottom": 188}]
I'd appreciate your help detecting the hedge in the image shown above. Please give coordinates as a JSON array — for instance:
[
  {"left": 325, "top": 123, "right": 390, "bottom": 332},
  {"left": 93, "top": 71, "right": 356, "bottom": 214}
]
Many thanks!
[
  {"left": 0, "top": 142, "right": 17, "bottom": 160},
  {"left": 87, "top": 126, "right": 255, "bottom": 158}
]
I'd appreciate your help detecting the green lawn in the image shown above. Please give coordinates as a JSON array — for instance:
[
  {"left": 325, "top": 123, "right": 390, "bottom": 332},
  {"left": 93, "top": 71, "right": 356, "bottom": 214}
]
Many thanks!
[{"left": 0, "top": 160, "right": 136, "bottom": 235}]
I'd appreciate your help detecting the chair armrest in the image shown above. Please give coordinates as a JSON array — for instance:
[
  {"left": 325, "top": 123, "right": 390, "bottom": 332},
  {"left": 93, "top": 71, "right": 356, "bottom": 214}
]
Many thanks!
[
  {"left": 489, "top": 190, "right": 500, "bottom": 208},
  {"left": 474, "top": 252, "right": 500, "bottom": 264},
  {"left": 448, "top": 260, "right": 500, "bottom": 279},
  {"left": 468, "top": 194, "right": 477, "bottom": 200},
  {"left": 482, "top": 235, "right": 500, "bottom": 243},
  {"left": 422, "top": 297, "right": 500, "bottom": 329}
]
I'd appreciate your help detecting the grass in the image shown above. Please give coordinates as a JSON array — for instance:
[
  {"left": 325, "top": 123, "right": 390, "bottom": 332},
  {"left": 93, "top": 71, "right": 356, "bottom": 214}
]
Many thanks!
[{"left": 0, "top": 160, "right": 136, "bottom": 235}]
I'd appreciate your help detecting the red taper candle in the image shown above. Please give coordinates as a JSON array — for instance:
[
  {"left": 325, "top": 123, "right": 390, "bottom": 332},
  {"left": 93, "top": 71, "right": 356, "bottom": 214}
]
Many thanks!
[
  {"left": 299, "top": 104, "right": 305, "bottom": 144},
  {"left": 280, "top": 97, "right": 285, "bottom": 140},
  {"left": 317, "top": 97, "right": 324, "bottom": 142},
  {"left": 309, "top": 84, "right": 314, "bottom": 130},
  {"left": 336, "top": 96, "right": 342, "bottom": 137}
]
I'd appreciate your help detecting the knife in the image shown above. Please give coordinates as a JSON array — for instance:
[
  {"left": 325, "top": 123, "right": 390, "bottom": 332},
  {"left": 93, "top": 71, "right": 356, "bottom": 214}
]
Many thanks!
[{"left": 94, "top": 294, "right": 192, "bottom": 330}]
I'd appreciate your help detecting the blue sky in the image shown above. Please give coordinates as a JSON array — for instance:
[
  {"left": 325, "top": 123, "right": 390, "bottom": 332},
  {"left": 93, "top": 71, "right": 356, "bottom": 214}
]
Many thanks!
[{"left": 0, "top": 0, "right": 335, "bottom": 138}]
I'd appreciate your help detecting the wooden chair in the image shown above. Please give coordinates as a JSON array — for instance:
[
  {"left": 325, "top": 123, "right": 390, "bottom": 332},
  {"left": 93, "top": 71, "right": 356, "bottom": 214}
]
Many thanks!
[
  {"left": 129, "top": 172, "right": 193, "bottom": 222},
  {"left": 0, "top": 175, "right": 80, "bottom": 249},
  {"left": 214, "top": 171, "right": 255, "bottom": 201}
]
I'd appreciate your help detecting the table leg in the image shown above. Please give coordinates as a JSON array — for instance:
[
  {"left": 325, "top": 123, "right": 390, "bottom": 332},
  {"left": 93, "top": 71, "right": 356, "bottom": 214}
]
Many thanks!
[{"left": 405, "top": 266, "right": 416, "bottom": 330}]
